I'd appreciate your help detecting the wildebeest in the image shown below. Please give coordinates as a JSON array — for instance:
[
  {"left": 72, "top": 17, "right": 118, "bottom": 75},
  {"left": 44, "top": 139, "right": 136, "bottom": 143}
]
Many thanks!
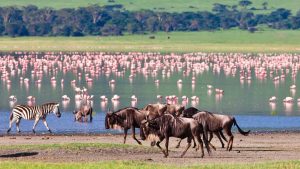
[
  {"left": 143, "top": 103, "right": 167, "bottom": 120},
  {"left": 178, "top": 107, "right": 227, "bottom": 148},
  {"left": 140, "top": 114, "right": 211, "bottom": 158},
  {"left": 73, "top": 105, "right": 93, "bottom": 122},
  {"left": 166, "top": 104, "right": 185, "bottom": 117},
  {"left": 193, "top": 111, "right": 250, "bottom": 151},
  {"left": 105, "top": 107, "right": 148, "bottom": 145}
]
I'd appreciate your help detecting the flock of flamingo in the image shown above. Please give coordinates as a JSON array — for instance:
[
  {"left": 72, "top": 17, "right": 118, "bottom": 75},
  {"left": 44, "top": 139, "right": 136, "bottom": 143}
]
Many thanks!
[{"left": 0, "top": 52, "right": 299, "bottom": 111}]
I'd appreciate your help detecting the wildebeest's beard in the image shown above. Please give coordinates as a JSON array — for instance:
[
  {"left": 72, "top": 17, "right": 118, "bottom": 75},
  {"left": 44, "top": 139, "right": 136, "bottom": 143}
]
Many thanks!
[{"left": 105, "top": 113, "right": 125, "bottom": 130}]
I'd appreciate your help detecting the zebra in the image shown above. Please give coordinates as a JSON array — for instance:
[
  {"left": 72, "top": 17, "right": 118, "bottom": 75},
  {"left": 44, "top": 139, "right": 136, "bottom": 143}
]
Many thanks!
[{"left": 7, "top": 102, "right": 61, "bottom": 134}]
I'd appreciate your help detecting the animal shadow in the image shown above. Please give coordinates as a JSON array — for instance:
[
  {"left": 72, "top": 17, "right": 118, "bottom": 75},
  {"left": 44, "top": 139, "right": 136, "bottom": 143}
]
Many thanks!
[{"left": 0, "top": 152, "right": 38, "bottom": 158}]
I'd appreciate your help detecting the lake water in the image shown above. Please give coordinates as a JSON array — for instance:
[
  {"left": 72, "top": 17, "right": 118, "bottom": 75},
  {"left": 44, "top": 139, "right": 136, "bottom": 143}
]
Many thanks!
[{"left": 1, "top": 52, "right": 300, "bottom": 134}]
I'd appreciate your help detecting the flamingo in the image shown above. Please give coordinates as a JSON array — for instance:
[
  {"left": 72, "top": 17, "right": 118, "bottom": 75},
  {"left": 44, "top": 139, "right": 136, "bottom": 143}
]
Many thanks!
[
  {"left": 290, "top": 85, "right": 296, "bottom": 89},
  {"left": 191, "top": 96, "right": 199, "bottom": 101},
  {"left": 131, "top": 95, "right": 137, "bottom": 102},
  {"left": 61, "top": 95, "right": 70, "bottom": 101},
  {"left": 283, "top": 97, "right": 293, "bottom": 103},
  {"left": 100, "top": 95, "right": 108, "bottom": 102},
  {"left": 9, "top": 95, "right": 17, "bottom": 102},
  {"left": 111, "top": 94, "right": 120, "bottom": 101},
  {"left": 269, "top": 96, "right": 277, "bottom": 102}
]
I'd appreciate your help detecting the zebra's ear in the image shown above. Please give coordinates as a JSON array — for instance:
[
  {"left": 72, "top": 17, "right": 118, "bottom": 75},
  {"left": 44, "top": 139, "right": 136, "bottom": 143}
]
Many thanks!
[{"left": 56, "top": 103, "right": 60, "bottom": 107}]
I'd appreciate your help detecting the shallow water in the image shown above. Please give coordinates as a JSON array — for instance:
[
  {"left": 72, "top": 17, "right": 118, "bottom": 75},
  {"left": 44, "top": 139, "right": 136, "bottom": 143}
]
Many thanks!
[{"left": 1, "top": 52, "right": 300, "bottom": 133}]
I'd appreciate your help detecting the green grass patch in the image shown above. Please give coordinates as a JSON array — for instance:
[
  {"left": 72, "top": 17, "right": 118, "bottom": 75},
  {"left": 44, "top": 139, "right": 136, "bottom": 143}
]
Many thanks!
[
  {"left": 1, "top": 30, "right": 300, "bottom": 53},
  {"left": 0, "top": 142, "right": 152, "bottom": 151},
  {"left": 0, "top": 0, "right": 299, "bottom": 14},
  {"left": 0, "top": 160, "right": 300, "bottom": 169}
]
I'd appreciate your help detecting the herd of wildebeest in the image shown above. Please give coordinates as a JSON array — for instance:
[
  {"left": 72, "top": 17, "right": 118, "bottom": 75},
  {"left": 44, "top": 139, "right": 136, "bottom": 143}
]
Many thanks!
[
  {"left": 6, "top": 101, "right": 249, "bottom": 158},
  {"left": 104, "top": 103, "right": 250, "bottom": 158}
]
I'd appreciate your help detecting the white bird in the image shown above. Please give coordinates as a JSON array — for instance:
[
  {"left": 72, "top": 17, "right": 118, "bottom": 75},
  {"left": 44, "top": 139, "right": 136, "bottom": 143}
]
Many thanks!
[
  {"left": 269, "top": 96, "right": 277, "bottom": 102},
  {"left": 27, "top": 96, "right": 35, "bottom": 101},
  {"left": 9, "top": 95, "right": 17, "bottom": 102},
  {"left": 207, "top": 85, "right": 213, "bottom": 89},
  {"left": 131, "top": 95, "right": 137, "bottom": 101},
  {"left": 111, "top": 94, "right": 120, "bottom": 101},
  {"left": 100, "top": 95, "right": 108, "bottom": 102},
  {"left": 182, "top": 96, "right": 188, "bottom": 102},
  {"left": 177, "top": 79, "right": 182, "bottom": 84},
  {"left": 283, "top": 97, "right": 293, "bottom": 103},
  {"left": 109, "top": 79, "right": 115, "bottom": 85},
  {"left": 290, "top": 85, "right": 296, "bottom": 89},
  {"left": 61, "top": 95, "right": 70, "bottom": 101},
  {"left": 191, "top": 96, "right": 199, "bottom": 101},
  {"left": 215, "top": 88, "right": 224, "bottom": 94}
]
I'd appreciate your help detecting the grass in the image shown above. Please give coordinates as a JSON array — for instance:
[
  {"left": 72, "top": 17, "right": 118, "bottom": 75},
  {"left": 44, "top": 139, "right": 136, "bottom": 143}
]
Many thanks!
[
  {"left": 0, "top": 142, "right": 153, "bottom": 151},
  {"left": 0, "top": 0, "right": 299, "bottom": 14},
  {"left": 0, "top": 160, "right": 299, "bottom": 169},
  {"left": 0, "top": 29, "right": 300, "bottom": 53}
]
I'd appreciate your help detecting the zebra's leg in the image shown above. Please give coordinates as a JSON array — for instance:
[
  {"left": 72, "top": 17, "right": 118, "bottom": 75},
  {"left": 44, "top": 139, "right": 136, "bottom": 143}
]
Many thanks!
[
  {"left": 16, "top": 118, "right": 21, "bottom": 133},
  {"left": 7, "top": 117, "right": 17, "bottom": 133},
  {"left": 32, "top": 118, "right": 40, "bottom": 134},
  {"left": 42, "top": 118, "right": 52, "bottom": 133}
]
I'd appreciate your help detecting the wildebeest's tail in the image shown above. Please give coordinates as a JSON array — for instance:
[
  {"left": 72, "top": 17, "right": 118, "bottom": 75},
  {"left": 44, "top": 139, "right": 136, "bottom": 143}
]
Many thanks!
[
  {"left": 233, "top": 118, "right": 250, "bottom": 136},
  {"left": 201, "top": 122, "right": 211, "bottom": 155},
  {"left": 9, "top": 112, "right": 13, "bottom": 121}
]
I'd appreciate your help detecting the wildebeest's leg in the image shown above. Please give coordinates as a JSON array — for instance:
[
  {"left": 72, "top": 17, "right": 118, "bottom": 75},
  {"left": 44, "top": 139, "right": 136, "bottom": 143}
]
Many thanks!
[
  {"left": 180, "top": 137, "right": 191, "bottom": 158},
  {"left": 7, "top": 117, "right": 17, "bottom": 133},
  {"left": 192, "top": 137, "right": 197, "bottom": 148},
  {"left": 175, "top": 139, "right": 182, "bottom": 148},
  {"left": 208, "top": 131, "right": 213, "bottom": 142},
  {"left": 164, "top": 136, "right": 169, "bottom": 157},
  {"left": 194, "top": 134, "right": 205, "bottom": 158},
  {"left": 214, "top": 131, "right": 225, "bottom": 148},
  {"left": 16, "top": 118, "right": 21, "bottom": 133},
  {"left": 131, "top": 127, "right": 142, "bottom": 145},
  {"left": 32, "top": 118, "right": 40, "bottom": 133},
  {"left": 224, "top": 128, "right": 234, "bottom": 151},
  {"left": 156, "top": 139, "right": 167, "bottom": 157},
  {"left": 42, "top": 118, "right": 52, "bottom": 133},
  {"left": 123, "top": 128, "right": 128, "bottom": 144}
]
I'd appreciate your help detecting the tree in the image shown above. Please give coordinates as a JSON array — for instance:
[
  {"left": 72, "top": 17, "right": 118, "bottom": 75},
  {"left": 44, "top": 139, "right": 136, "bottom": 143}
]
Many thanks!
[
  {"left": 212, "top": 3, "right": 228, "bottom": 13},
  {"left": 262, "top": 2, "right": 268, "bottom": 10},
  {"left": 100, "top": 23, "right": 122, "bottom": 36},
  {"left": 238, "top": 0, "right": 253, "bottom": 9}
]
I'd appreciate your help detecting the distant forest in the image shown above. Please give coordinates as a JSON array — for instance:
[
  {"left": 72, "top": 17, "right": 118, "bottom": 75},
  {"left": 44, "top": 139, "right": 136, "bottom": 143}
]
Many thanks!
[{"left": 0, "top": 1, "right": 300, "bottom": 36}]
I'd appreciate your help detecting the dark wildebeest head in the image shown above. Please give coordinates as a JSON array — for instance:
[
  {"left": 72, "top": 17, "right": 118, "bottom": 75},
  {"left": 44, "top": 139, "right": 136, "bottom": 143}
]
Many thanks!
[
  {"left": 181, "top": 107, "right": 199, "bottom": 118},
  {"left": 105, "top": 109, "right": 125, "bottom": 130},
  {"left": 140, "top": 119, "right": 161, "bottom": 146}
]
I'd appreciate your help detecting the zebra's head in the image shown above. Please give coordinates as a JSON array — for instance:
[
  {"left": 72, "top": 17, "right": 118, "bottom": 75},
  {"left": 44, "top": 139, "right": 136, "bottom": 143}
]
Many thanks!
[{"left": 52, "top": 103, "right": 61, "bottom": 118}]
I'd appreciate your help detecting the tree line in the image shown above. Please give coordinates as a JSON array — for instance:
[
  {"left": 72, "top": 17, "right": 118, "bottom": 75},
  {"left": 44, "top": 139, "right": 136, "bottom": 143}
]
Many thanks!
[{"left": 0, "top": 2, "right": 300, "bottom": 36}]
